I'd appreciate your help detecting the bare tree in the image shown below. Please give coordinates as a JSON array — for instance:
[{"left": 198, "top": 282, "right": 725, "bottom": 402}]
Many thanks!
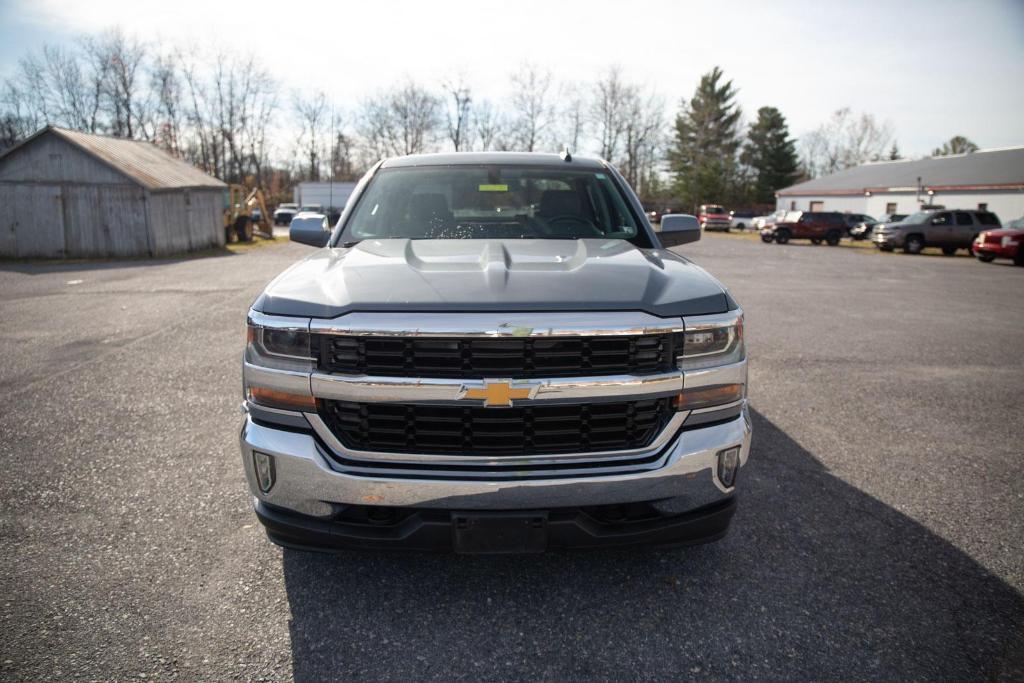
[
  {"left": 357, "top": 81, "right": 441, "bottom": 159},
  {"left": 621, "top": 88, "right": 665, "bottom": 197},
  {"left": 591, "top": 65, "right": 631, "bottom": 161},
  {"left": 472, "top": 99, "right": 506, "bottom": 151},
  {"left": 556, "top": 82, "right": 587, "bottom": 154},
  {"left": 294, "top": 90, "right": 329, "bottom": 181},
  {"left": 800, "top": 108, "right": 893, "bottom": 177},
  {"left": 508, "top": 63, "right": 551, "bottom": 152},
  {"left": 442, "top": 77, "right": 472, "bottom": 152},
  {"left": 96, "top": 29, "right": 149, "bottom": 138},
  {"left": 150, "top": 51, "right": 182, "bottom": 154}
]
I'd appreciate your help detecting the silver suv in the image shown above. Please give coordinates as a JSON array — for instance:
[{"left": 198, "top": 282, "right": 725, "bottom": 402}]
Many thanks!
[
  {"left": 239, "top": 152, "right": 751, "bottom": 553},
  {"left": 873, "top": 209, "right": 1002, "bottom": 255}
]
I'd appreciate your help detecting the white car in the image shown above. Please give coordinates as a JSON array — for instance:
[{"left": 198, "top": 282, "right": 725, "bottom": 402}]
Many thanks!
[
  {"left": 729, "top": 211, "right": 758, "bottom": 230},
  {"left": 753, "top": 210, "right": 788, "bottom": 230}
]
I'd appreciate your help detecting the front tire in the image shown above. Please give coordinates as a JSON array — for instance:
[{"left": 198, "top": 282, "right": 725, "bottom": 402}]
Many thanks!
[
  {"left": 825, "top": 231, "right": 841, "bottom": 246},
  {"left": 977, "top": 254, "right": 995, "bottom": 263},
  {"left": 775, "top": 229, "right": 791, "bottom": 245},
  {"left": 904, "top": 235, "right": 924, "bottom": 254}
]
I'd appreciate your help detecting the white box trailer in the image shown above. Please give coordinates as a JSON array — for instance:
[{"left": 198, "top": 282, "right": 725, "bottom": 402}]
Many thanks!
[{"left": 293, "top": 181, "right": 357, "bottom": 215}]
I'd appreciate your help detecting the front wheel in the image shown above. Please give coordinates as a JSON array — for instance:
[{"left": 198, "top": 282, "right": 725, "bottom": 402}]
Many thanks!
[
  {"left": 736, "top": 223, "right": 745, "bottom": 231},
  {"left": 904, "top": 235, "right": 924, "bottom": 254},
  {"left": 977, "top": 254, "right": 995, "bottom": 263},
  {"left": 775, "top": 230, "right": 791, "bottom": 245},
  {"left": 825, "top": 231, "right": 841, "bottom": 246}
]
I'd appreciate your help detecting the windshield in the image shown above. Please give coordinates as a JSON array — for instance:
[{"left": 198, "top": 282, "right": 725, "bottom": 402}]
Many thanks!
[
  {"left": 341, "top": 165, "right": 642, "bottom": 242},
  {"left": 901, "top": 212, "right": 931, "bottom": 224},
  {"left": 704, "top": 205, "right": 725, "bottom": 214}
]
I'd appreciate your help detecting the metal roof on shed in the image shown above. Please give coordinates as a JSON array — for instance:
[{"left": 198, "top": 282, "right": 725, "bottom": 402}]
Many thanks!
[
  {"left": 0, "top": 126, "right": 226, "bottom": 191},
  {"left": 778, "top": 146, "right": 1024, "bottom": 196}
]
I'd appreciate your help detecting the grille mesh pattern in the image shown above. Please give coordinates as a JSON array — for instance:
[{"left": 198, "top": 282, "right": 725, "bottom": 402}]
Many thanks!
[
  {"left": 319, "top": 398, "right": 673, "bottom": 456},
  {"left": 315, "top": 333, "right": 681, "bottom": 378}
]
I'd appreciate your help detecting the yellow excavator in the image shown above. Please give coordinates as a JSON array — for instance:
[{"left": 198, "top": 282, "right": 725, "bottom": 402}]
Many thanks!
[{"left": 224, "top": 185, "right": 273, "bottom": 243}]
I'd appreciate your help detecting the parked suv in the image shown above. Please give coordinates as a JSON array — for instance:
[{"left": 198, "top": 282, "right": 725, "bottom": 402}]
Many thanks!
[
  {"left": 760, "top": 211, "right": 846, "bottom": 246},
  {"left": 872, "top": 209, "right": 1000, "bottom": 255},
  {"left": 241, "top": 152, "right": 750, "bottom": 553}
]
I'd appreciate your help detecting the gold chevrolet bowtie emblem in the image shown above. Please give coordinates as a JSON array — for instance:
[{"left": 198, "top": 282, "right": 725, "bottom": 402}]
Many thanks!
[{"left": 459, "top": 381, "right": 537, "bottom": 407}]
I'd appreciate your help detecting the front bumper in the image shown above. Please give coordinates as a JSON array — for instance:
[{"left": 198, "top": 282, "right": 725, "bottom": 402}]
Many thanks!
[
  {"left": 240, "top": 408, "right": 751, "bottom": 550},
  {"left": 872, "top": 231, "right": 903, "bottom": 247}
]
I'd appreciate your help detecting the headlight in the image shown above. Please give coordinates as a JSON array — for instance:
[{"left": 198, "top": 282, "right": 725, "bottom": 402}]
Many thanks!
[
  {"left": 244, "top": 312, "right": 315, "bottom": 411},
  {"left": 246, "top": 316, "right": 313, "bottom": 371},
  {"left": 677, "top": 312, "right": 744, "bottom": 371}
]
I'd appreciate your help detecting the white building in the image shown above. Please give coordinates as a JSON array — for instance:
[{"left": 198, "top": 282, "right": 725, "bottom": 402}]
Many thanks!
[{"left": 776, "top": 146, "right": 1024, "bottom": 221}]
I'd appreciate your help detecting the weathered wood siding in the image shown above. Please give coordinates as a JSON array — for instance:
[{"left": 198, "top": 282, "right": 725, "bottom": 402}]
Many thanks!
[
  {"left": 0, "top": 134, "right": 129, "bottom": 185},
  {"left": 147, "top": 189, "right": 224, "bottom": 255},
  {"left": 0, "top": 184, "right": 65, "bottom": 257},
  {"left": 63, "top": 185, "right": 150, "bottom": 257},
  {"left": 0, "top": 183, "right": 149, "bottom": 258}
]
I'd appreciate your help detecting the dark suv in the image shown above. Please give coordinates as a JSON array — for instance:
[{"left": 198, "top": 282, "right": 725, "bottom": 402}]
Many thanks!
[
  {"left": 872, "top": 209, "right": 1001, "bottom": 255},
  {"left": 760, "top": 211, "right": 847, "bottom": 246}
]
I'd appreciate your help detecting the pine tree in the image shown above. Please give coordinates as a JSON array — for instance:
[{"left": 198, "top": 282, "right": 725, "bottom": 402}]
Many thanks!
[
  {"left": 740, "top": 106, "right": 799, "bottom": 205},
  {"left": 668, "top": 67, "right": 741, "bottom": 211},
  {"left": 888, "top": 142, "right": 901, "bottom": 160}
]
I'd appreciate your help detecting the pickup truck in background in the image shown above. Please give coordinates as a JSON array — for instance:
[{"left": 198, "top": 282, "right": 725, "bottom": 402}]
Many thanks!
[
  {"left": 240, "top": 152, "right": 751, "bottom": 553},
  {"left": 698, "top": 204, "right": 732, "bottom": 232}
]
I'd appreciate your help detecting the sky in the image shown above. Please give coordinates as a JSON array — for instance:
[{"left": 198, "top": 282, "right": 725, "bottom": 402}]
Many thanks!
[{"left": 1, "top": 0, "right": 1022, "bottom": 158}]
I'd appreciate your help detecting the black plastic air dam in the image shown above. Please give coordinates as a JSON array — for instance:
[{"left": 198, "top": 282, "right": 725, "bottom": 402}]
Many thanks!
[{"left": 254, "top": 496, "right": 736, "bottom": 553}]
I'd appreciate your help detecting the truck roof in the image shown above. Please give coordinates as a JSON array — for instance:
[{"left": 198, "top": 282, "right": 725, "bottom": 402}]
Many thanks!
[{"left": 381, "top": 151, "right": 606, "bottom": 169}]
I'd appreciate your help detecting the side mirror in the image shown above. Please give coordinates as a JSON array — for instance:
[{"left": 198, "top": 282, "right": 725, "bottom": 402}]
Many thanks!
[
  {"left": 289, "top": 216, "right": 332, "bottom": 247},
  {"left": 658, "top": 214, "right": 701, "bottom": 247}
]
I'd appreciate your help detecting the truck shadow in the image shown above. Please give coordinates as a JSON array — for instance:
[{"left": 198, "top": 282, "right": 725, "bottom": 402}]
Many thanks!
[{"left": 280, "top": 409, "right": 1023, "bottom": 681}]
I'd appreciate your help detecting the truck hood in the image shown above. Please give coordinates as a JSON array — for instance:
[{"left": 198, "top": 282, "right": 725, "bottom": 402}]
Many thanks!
[{"left": 253, "top": 238, "right": 733, "bottom": 318}]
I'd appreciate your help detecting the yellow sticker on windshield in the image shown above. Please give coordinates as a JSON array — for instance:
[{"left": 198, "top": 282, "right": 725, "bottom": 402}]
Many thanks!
[{"left": 478, "top": 184, "right": 508, "bottom": 192}]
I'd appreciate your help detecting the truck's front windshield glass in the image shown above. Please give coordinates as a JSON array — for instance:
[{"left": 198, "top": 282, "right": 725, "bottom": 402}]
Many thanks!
[{"left": 342, "top": 165, "right": 641, "bottom": 242}]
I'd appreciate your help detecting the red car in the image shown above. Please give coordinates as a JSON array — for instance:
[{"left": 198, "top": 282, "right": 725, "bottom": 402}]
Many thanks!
[{"left": 974, "top": 219, "right": 1024, "bottom": 265}]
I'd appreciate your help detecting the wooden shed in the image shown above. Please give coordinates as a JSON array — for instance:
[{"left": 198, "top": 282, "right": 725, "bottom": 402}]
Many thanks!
[{"left": 0, "top": 126, "right": 227, "bottom": 258}]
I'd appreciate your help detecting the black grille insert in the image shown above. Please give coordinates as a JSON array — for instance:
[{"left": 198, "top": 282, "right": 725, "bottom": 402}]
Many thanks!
[
  {"left": 315, "top": 333, "right": 681, "bottom": 378},
  {"left": 318, "top": 398, "right": 674, "bottom": 456}
]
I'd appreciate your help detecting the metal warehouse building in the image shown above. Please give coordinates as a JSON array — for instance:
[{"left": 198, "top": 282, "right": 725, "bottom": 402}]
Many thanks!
[
  {"left": 0, "top": 126, "right": 227, "bottom": 258},
  {"left": 777, "top": 146, "right": 1024, "bottom": 221}
]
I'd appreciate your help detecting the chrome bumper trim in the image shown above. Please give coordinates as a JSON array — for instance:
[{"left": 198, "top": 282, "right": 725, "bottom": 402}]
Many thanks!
[{"left": 309, "top": 369, "right": 684, "bottom": 404}]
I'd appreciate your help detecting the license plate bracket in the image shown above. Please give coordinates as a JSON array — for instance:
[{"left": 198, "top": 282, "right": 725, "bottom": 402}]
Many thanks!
[{"left": 451, "top": 511, "right": 548, "bottom": 554}]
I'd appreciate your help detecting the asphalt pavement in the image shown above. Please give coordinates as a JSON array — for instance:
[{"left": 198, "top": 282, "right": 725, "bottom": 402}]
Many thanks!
[{"left": 1, "top": 234, "right": 1022, "bottom": 681}]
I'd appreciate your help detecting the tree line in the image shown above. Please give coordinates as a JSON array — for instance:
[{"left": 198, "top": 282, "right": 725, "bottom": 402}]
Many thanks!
[{"left": 0, "top": 27, "right": 976, "bottom": 209}]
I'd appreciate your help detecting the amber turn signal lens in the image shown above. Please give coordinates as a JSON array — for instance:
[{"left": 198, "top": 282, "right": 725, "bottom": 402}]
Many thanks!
[
  {"left": 673, "top": 384, "right": 744, "bottom": 411},
  {"left": 248, "top": 386, "right": 316, "bottom": 411}
]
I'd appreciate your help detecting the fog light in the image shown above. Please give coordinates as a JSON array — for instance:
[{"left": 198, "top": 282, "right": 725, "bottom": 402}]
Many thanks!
[
  {"left": 717, "top": 446, "right": 741, "bottom": 488},
  {"left": 253, "top": 451, "right": 275, "bottom": 493}
]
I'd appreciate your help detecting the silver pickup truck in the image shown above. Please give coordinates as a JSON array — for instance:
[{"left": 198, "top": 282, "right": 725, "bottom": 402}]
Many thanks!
[{"left": 240, "top": 152, "right": 750, "bottom": 553}]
